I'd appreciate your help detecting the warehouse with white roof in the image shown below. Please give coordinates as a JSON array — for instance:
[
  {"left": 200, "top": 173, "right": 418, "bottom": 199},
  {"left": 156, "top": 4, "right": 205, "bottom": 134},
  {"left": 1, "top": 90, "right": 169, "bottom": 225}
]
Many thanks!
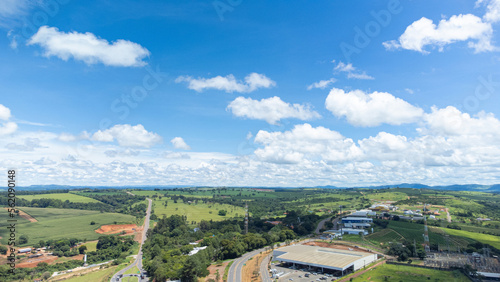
[{"left": 273, "top": 245, "right": 378, "bottom": 276}]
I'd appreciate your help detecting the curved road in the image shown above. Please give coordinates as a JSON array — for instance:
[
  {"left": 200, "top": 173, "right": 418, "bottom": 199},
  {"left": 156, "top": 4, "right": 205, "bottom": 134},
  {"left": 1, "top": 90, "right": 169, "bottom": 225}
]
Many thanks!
[
  {"left": 315, "top": 214, "right": 343, "bottom": 234},
  {"left": 260, "top": 252, "right": 272, "bottom": 282},
  {"left": 228, "top": 248, "right": 265, "bottom": 282},
  {"left": 111, "top": 198, "right": 152, "bottom": 282}
]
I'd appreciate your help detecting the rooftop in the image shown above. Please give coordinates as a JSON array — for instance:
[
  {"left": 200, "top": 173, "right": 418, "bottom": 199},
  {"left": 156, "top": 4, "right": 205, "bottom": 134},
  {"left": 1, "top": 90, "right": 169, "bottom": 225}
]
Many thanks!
[{"left": 273, "top": 245, "right": 374, "bottom": 271}]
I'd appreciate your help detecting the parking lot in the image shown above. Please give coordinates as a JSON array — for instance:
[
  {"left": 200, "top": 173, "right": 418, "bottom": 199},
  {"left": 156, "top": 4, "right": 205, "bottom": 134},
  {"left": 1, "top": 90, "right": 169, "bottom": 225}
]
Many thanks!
[{"left": 270, "top": 263, "right": 339, "bottom": 281}]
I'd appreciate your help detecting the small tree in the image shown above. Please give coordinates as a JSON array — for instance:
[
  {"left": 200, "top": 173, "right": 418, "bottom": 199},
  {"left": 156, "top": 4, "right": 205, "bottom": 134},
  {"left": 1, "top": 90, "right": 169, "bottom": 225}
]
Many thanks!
[
  {"left": 42, "top": 271, "right": 51, "bottom": 280},
  {"left": 90, "top": 221, "right": 96, "bottom": 225},
  {"left": 79, "top": 245, "right": 87, "bottom": 254},
  {"left": 19, "top": 235, "right": 28, "bottom": 245},
  {"left": 218, "top": 210, "right": 227, "bottom": 216}
]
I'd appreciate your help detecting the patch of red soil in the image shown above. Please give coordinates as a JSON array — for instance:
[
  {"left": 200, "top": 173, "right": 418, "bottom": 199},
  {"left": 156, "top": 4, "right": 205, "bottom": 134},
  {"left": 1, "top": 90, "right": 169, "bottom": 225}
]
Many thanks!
[
  {"left": 206, "top": 261, "right": 229, "bottom": 282},
  {"left": 95, "top": 224, "right": 140, "bottom": 235}
]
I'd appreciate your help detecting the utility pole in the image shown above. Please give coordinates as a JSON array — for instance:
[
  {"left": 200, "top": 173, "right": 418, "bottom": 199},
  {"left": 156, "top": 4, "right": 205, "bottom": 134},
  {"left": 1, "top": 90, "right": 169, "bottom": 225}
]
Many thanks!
[
  {"left": 339, "top": 205, "right": 343, "bottom": 237},
  {"left": 244, "top": 202, "right": 249, "bottom": 234},
  {"left": 423, "top": 203, "right": 430, "bottom": 253}
]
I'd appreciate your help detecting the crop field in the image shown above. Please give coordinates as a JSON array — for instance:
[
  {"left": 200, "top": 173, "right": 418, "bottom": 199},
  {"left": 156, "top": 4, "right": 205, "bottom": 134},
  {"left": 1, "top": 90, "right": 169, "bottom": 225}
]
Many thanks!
[
  {"left": 366, "top": 191, "right": 408, "bottom": 201},
  {"left": 440, "top": 228, "right": 500, "bottom": 250},
  {"left": 63, "top": 265, "right": 121, "bottom": 282},
  {"left": 0, "top": 207, "right": 137, "bottom": 245},
  {"left": 152, "top": 199, "right": 246, "bottom": 223},
  {"left": 387, "top": 221, "right": 451, "bottom": 246},
  {"left": 366, "top": 228, "right": 403, "bottom": 244},
  {"left": 0, "top": 208, "right": 31, "bottom": 224},
  {"left": 18, "top": 193, "right": 101, "bottom": 203},
  {"left": 351, "top": 263, "right": 469, "bottom": 282}
]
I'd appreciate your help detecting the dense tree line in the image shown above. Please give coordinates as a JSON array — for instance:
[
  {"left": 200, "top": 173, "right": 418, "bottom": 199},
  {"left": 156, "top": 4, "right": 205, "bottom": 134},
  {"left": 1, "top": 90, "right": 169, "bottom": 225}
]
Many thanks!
[
  {"left": 387, "top": 240, "right": 426, "bottom": 261},
  {"left": 0, "top": 234, "right": 135, "bottom": 281},
  {"left": 0, "top": 192, "right": 146, "bottom": 217},
  {"left": 142, "top": 214, "right": 297, "bottom": 281},
  {"left": 0, "top": 260, "right": 83, "bottom": 281},
  {"left": 86, "top": 235, "right": 136, "bottom": 264}
]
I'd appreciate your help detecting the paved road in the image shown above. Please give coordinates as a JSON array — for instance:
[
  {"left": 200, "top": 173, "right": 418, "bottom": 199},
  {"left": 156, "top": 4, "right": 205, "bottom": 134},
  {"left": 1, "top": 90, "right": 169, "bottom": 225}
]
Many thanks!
[
  {"left": 228, "top": 248, "right": 264, "bottom": 282},
  {"left": 260, "top": 252, "right": 272, "bottom": 282},
  {"left": 315, "top": 214, "right": 343, "bottom": 234},
  {"left": 110, "top": 198, "right": 152, "bottom": 282}
]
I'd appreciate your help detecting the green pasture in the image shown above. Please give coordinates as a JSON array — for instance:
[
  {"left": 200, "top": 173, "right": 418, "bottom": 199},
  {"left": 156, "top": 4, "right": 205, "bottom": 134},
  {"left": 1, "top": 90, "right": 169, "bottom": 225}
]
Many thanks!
[
  {"left": 352, "top": 263, "right": 468, "bottom": 282},
  {"left": 18, "top": 193, "right": 101, "bottom": 203},
  {"left": 0, "top": 207, "right": 137, "bottom": 245},
  {"left": 440, "top": 228, "right": 500, "bottom": 250},
  {"left": 152, "top": 199, "right": 246, "bottom": 223}
]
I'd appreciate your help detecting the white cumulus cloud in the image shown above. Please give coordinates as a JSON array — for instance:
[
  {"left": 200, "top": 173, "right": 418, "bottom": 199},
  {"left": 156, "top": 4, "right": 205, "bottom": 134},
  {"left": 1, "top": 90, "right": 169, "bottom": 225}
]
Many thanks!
[
  {"left": 325, "top": 88, "right": 424, "bottom": 127},
  {"left": 333, "top": 61, "right": 374, "bottom": 80},
  {"left": 171, "top": 137, "right": 191, "bottom": 150},
  {"left": 478, "top": 0, "right": 500, "bottom": 23},
  {"left": 227, "top": 96, "right": 321, "bottom": 125},
  {"left": 254, "top": 123, "right": 362, "bottom": 164},
  {"left": 0, "top": 104, "right": 17, "bottom": 135},
  {"left": 175, "top": 73, "right": 276, "bottom": 93},
  {"left": 0, "top": 104, "right": 11, "bottom": 120},
  {"left": 91, "top": 124, "right": 162, "bottom": 148},
  {"left": 307, "top": 78, "right": 336, "bottom": 90},
  {"left": 422, "top": 106, "right": 500, "bottom": 137},
  {"left": 384, "top": 14, "right": 494, "bottom": 53},
  {"left": 28, "top": 26, "right": 150, "bottom": 67}
]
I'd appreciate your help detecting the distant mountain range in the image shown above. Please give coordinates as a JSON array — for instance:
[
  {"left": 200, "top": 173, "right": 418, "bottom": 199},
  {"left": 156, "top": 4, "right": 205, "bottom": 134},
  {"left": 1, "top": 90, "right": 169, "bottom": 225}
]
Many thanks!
[
  {"left": 6, "top": 183, "right": 500, "bottom": 192},
  {"left": 315, "top": 183, "right": 500, "bottom": 192}
]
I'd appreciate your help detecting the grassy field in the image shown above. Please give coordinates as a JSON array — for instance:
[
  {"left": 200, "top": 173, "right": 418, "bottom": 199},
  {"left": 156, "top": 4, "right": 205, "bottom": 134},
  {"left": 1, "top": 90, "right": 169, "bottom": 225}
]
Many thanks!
[
  {"left": 82, "top": 241, "right": 98, "bottom": 252},
  {"left": 152, "top": 199, "right": 246, "bottom": 223},
  {"left": 18, "top": 193, "right": 101, "bottom": 203},
  {"left": 366, "top": 228, "right": 403, "bottom": 244},
  {"left": 352, "top": 263, "right": 469, "bottom": 282},
  {"left": 0, "top": 207, "right": 137, "bottom": 245},
  {"left": 387, "top": 221, "right": 451, "bottom": 246},
  {"left": 63, "top": 267, "right": 117, "bottom": 282},
  {"left": 440, "top": 228, "right": 500, "bottom": 250},
  {"left": 124, "top": 265, "right": 141, "bottom": 275},
  {"left": 365, "top": 191, "right": 409, "bottom": 201}
]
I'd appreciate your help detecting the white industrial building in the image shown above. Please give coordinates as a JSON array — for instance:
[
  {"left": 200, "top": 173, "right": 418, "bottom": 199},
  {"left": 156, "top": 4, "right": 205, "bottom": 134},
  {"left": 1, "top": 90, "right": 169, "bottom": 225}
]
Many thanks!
[
  {"left": 325, "top": 228, "right": 369, "bottom": 236},
  {"left": 273, "top": 245, "right": 377, "bottom": 276}
]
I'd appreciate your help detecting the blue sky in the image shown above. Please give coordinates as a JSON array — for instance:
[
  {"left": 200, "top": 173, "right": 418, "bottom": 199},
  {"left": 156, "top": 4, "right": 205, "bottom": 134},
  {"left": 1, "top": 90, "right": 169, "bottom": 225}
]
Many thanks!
[{"left": 1, "top": 0, "right": 500, "bottom": 186}]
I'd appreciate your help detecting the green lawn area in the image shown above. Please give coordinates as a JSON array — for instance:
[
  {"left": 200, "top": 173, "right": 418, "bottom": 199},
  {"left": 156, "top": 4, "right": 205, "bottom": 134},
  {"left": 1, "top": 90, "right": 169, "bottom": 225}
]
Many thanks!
[
  {"left": 82, "top": 241, "right": 98, "bottom": 252},
  {"left": 153, "top": 199, "right": 246, "bottom": 223},
  {"left": 440, "top": 228, "right": 500, "bottom": 250},
  {"left": 64, "top": 265, "right": 120, "bottom": 282},
  {"left": 124, "top": 265, "right": 141, "bottom": 275},
  {"left": 0, "top": 207, "right": 137, "bottom": 245},
  {"left": 352, "top": 263, "right": 469, "bottom": 281},
  {"left": 366, "top": 191, "right": 409, "bottom": 201},
  {"left": 18, "top": 193, "right": 101, "bottom": 203}
]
